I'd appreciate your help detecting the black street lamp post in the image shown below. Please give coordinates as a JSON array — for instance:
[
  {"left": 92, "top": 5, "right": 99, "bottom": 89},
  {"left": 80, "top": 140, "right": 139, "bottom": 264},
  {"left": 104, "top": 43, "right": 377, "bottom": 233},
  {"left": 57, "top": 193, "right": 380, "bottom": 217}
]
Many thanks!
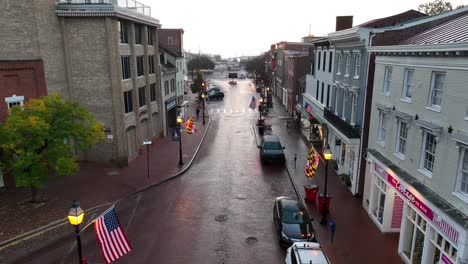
[
  {"left": 202, "top": 93, "right": 206, "bottom": 125},
  {"left": 68, "top": 200, "right": 84, "bottom": 264},
  {"left": 320, "top": 146, "right": 333, "bottom": 226},
  {"left": 177, "top": 116, "right": 183, "bottom": 165},
  {"left": 143, "top": 140, "right": 152, "bottom": 180}
]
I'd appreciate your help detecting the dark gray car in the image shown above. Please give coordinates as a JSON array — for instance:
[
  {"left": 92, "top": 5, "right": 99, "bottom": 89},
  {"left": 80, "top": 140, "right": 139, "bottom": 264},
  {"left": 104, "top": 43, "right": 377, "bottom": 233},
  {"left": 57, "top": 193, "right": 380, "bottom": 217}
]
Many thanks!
[
  {"left": 260, "top": 135, "right": 285, "bottom": 163},
  {"left": 273, "top": 196, "right": 316, "bottom": 247}
]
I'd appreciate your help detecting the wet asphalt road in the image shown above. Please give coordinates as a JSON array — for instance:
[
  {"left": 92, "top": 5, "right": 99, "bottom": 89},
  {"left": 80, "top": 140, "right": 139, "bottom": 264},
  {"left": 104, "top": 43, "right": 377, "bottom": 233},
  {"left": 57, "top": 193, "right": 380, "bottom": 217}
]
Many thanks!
[{"left": 15, "top": 76, "right": 296, "bottom": 264}]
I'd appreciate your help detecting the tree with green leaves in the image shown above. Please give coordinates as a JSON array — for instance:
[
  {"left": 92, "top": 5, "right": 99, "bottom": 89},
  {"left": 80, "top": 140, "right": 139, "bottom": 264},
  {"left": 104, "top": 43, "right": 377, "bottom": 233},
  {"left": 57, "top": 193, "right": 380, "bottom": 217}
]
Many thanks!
[
  {"left": 187, "top": 55, "right": 215, "bottom": 79},
  {"left": 0, "top": 93, "right": 104, "bottom": 202},
  {"left": 418, "top": 0, "right": 466, "bottom": 15},
  {"left": 190, "top": 70, "right": 205, "bottom": 95}
]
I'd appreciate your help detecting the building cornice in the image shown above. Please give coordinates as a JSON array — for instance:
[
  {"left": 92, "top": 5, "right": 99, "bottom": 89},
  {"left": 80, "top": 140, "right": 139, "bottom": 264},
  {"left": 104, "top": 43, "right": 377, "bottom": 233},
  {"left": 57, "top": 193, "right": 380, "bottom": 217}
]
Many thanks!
[
  {"left": 369, "top": 43, "right": 468, "bottom": 53},
  {"left": 56, "top": 5, "right": 161, "bottom": 27}
]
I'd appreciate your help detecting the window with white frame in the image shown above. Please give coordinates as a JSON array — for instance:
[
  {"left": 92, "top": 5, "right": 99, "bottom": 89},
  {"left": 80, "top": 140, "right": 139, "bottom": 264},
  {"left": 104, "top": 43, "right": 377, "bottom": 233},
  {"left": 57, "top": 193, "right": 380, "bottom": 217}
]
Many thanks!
[
  {"left": 396, "top": 120, "right": 408, "bottom": 157},
  {"left": 420, "top": 130, "right": 437, "bottom": 174},
  {"left": 383, "top": 66, "right": 392, "bottom": 95},
  {"left": 345, "top": 53, "right": 350, "bottom": 76},
  {"left": 429, "top": 229, "right": 457, "bottom": 263},
  {"left": 350, "top": 94, "right": 356, "bottom": 125},
  {"left": 377, "top": 111, "right": 387, "bottom": 145},
  {"left": 341, "top": 90, "right": 347, "bottom": 120},
  {"left": 168, "top": 37, "right": 173, "bottom": 45},
  {"left": 371, "top": 176, "right": 386, "bottom": 224},
  {"left": 428, "top": 72, "right": 445, "bottom": 110},
  {"left": 402, "top": 69, "right": 414, "bottom": 101},
  {"left": 5, "top": 95, "right": 24, "bottom": 110},
  {"left": 401, "top": 206, "right": 427, "bottom": 264},
  {"left": 456, "top": 145, "right": 468, "bottom": 196},
  {"left": 336, "top": 53, "right": 342, "bottom": 75},
  {"left": 334, "top": 87, "right": 339, "bottom": 114},
  {"left": 354, "top": 53, "right": 360, "bottom": 78},
  {"left": 164, "top": 80, "right": 169, "bottom": 95}
]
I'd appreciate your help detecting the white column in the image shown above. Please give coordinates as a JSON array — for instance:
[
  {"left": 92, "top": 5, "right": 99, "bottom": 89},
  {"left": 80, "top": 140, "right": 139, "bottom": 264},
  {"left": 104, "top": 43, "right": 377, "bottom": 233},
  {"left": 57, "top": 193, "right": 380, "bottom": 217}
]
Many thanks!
[{"left": 351, "top": 93, "right": 356, "bottom": 125}]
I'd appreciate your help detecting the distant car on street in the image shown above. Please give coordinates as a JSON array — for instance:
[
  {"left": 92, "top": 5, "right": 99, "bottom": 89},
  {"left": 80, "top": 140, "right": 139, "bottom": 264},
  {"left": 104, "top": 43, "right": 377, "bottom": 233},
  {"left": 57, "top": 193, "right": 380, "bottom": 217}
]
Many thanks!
[
  {"left": 273, "top": 196, "right": 316, "bottom": 247},
  {"left": 207, "top": 90, "right": 224, "bottom": 100},
  {"left": 259, "top": 135, "right": 285, "bottom": 163},
  {"left": 229, "top": 80, "right": 237, "bottom": 85}
]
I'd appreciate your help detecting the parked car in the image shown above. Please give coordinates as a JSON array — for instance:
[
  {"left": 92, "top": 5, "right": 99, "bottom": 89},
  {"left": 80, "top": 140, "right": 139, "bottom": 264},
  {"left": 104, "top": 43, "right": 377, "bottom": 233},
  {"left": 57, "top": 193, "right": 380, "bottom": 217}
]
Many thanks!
[
  {"left": 207, "top": 90, "right": 224, "bottom": 100},
  {"left": 285, "top": 242, "right": 330, "bottom": 264},
  {"left": 259, "top": 135, "right": 285, "bottom": 163},
  {"left": 273, "top": 196, "right": 316, "bottom": 247},
  {"left": 207, "top": 87, "right": 220, "bottom": 93},
  {"left": 229, "top": 80, "right": 237, "bottom": 85}
]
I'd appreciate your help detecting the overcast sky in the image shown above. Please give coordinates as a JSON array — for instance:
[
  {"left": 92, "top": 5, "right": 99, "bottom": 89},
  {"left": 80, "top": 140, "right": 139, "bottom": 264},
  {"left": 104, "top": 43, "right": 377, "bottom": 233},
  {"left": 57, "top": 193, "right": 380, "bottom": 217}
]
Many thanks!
[{"left": 149, "top": 0, "right": 466, "bottom": 58}]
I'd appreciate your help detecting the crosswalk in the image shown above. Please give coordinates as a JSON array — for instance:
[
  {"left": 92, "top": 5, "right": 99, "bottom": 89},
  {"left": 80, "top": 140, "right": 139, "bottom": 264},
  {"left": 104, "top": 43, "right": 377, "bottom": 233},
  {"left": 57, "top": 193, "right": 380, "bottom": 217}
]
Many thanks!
[{"left": 208, "top": 107, "right": 259, "bottom": 114}]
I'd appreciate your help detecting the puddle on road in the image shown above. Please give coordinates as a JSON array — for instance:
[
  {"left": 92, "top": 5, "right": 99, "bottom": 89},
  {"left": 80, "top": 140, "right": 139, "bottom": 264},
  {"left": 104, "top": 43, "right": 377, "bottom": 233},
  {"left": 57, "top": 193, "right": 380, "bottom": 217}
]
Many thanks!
[{"left": 245, "top": 237, "right": 258, "bottom": 245}]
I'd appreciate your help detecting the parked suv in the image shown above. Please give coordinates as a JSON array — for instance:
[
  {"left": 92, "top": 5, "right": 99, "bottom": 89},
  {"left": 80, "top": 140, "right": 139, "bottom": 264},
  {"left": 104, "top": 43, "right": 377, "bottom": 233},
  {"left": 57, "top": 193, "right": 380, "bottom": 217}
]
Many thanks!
[
  {"left": 260, "top": 135, "right": 285, "bottom": 163},
  {"left": 285, "top": 242, "right": 330, "bottom": 264}
]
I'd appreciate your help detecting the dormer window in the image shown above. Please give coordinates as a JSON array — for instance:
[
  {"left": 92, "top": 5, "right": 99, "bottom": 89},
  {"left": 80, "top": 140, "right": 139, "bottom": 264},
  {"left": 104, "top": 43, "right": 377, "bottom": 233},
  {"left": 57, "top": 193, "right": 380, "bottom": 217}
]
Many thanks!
[{"left": 5, "top": 95, "right": 24, "bottom": 111}]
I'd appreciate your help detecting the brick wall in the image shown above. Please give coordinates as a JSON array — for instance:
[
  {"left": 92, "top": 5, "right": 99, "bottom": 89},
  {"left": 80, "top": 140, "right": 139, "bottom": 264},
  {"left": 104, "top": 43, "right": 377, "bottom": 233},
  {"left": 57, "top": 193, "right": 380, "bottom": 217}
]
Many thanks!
[{"left": 0, "top": 61, "right": 47, "bottom": 122}]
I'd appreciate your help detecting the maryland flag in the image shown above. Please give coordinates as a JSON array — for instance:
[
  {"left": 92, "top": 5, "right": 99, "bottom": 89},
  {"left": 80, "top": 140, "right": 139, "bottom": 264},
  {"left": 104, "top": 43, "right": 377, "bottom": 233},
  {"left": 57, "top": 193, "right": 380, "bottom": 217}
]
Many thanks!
[
  {"left": 184, "top": 118, "right": 195, "bottom": 134},
  {"left": 305, "top": 147, "right": 320, "bottom": 179}
]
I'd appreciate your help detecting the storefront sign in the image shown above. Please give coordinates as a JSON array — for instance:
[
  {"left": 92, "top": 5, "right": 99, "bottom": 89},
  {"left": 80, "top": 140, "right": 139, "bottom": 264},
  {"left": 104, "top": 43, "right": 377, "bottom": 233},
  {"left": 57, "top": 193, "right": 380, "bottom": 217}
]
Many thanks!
[
  {"left": 166, "top": 100, "right": 176, "bottom": 110},
  {"left": 373, "top": 161, "right": 460, "bottom": 245},
  {"left": 442, "top": 254, "right": 453, "bottom": 264}
]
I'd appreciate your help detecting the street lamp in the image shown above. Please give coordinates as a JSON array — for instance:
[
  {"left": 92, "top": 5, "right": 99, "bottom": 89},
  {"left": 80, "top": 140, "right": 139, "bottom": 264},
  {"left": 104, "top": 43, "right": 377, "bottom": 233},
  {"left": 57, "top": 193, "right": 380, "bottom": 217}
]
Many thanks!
[
  {"left": 320, "top": 146, "right": 333, "bottom": 225},
  {"left": 68, "top": 200, "right": 84, "bottom": 264},
  {"left": 177, "top": 116, "right": 183, "bottom": 165},
  {"left": 201, "top": 93, "right": 206, "bottom": 125},
  {"left": 143, "top": 140, "right": 152, "bottom": 180}
]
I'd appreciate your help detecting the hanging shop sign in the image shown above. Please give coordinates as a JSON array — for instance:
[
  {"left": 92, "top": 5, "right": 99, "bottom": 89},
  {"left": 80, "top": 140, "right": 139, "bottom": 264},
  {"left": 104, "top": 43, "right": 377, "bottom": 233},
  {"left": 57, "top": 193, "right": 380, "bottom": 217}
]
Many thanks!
[{"left": 166, "top": 100, "right": 176, "bottom": 110}]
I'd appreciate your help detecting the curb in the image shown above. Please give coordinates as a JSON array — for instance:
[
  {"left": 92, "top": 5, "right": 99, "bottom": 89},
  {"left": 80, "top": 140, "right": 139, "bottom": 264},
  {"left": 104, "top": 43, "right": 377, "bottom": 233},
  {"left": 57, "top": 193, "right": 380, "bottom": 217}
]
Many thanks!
[{"left": 0, "top": 117, "right": 212, "bottom": 253}]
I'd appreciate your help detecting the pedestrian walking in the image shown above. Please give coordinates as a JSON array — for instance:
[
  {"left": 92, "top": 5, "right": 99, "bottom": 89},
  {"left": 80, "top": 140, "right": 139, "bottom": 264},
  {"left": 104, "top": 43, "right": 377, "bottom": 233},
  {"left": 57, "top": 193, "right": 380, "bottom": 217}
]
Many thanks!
[{"left": 196, "top": 107, "right": 200, "bottom": 120}]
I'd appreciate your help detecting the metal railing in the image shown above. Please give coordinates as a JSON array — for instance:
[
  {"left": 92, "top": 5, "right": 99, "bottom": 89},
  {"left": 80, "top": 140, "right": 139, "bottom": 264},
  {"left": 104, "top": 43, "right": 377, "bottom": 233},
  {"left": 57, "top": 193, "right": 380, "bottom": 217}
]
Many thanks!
[{"left": 56, "top": 0, "right": 151, "bottom": 16}]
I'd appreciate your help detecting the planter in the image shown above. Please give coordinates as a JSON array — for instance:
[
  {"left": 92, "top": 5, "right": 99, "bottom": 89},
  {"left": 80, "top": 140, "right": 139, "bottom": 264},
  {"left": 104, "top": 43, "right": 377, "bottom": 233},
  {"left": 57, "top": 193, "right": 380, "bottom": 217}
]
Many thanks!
[{"left": 338, "top": 173, "right": 351, "bottom": 188}]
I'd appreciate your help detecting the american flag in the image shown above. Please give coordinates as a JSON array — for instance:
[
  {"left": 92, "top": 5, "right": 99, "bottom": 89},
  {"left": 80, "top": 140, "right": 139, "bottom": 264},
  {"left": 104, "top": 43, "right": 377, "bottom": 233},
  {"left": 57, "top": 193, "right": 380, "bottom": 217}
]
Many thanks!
[
  {"left": 305, "top": 103, "right": 313, "bottom": 113},
  {"left": 95, "top": 208, "right": 132, "bottom": 264},
  {"left": 249, "top": 96, "right": 257, "bottom": 110}
]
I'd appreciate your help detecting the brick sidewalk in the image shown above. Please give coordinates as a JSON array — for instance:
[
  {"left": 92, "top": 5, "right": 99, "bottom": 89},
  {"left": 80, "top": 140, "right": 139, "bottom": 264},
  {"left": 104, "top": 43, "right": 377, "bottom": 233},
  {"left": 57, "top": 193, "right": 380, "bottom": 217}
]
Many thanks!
[{"left": 0, "top": 92, "right": 209, "bottom": 244}]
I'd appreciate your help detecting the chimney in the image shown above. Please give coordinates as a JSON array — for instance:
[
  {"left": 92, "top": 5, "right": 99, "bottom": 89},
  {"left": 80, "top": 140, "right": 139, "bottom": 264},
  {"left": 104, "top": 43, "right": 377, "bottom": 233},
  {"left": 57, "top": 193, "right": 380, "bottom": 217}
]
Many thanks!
[{"left": 336, "top": 16, "right": 353, "bottom": 31}]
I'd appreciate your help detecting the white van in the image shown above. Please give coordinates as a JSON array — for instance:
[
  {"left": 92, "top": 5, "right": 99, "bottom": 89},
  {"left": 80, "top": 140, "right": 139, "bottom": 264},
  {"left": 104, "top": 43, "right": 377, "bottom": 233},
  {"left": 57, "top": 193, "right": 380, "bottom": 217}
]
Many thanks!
[{"left": 285, "top": 242, "right": 331, "bottom": 264}]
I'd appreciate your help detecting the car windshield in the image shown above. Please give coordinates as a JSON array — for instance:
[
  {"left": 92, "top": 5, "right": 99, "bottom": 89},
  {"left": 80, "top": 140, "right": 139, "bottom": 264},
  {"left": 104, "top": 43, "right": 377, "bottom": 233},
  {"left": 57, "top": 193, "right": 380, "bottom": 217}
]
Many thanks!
[
  {"left": 263, "top": 141, "right": 282, "bottom": 150},
  {"left": 282, "top": 210, "right": 306, "bottom": 224}
]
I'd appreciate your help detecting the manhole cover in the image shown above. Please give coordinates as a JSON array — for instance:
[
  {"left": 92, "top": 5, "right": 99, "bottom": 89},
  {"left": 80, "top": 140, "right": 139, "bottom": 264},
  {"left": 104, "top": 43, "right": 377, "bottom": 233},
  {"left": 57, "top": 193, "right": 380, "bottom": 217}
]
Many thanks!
[
  {"left": 215, "top": 215, "right": 228, "bottom": 221},
  {"left": 106, "top": 170, "right": 120, "bottom": 176},
  {"left": 236, "top": 196, "right": 246, "bottom": 200},
  {"left": 245, "top": 237, "right": 258, "bottom": 245}
]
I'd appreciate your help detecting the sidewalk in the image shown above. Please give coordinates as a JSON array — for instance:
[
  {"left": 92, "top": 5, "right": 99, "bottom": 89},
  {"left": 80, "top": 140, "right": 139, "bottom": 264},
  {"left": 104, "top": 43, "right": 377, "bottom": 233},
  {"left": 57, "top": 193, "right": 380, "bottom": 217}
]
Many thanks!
[
  {"left": 265, "top": 95, "right": 402, "bottom": 264},
  {"left": 0, "top": 92, "right": 210, "bottom": 257}
]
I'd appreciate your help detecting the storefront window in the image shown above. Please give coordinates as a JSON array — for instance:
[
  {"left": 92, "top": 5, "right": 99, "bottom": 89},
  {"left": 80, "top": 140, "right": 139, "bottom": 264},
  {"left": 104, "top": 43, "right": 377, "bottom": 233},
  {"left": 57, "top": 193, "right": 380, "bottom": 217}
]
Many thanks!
[
  {"left": 402, "top": 206, "right": 427, "bottom": 264},
  {"left": 372, "top": 177, "right": 386, "bottom": 224},
  {"left": 429, "top": 231, "right": 457, "bottom": 264},
  {"left": 341, "top": 142, "right": 346, "bottom": 165}
]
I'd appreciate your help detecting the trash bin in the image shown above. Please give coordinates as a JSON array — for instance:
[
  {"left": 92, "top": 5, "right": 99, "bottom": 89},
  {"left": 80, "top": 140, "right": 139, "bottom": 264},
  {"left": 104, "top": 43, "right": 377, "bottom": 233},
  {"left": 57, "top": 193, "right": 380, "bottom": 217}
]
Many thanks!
[
  {"left": 304, "top": 185, "right": 319, "bottom": 203},
  {"left": 317, "top": 193, "right": 332, "bottom": 214}
]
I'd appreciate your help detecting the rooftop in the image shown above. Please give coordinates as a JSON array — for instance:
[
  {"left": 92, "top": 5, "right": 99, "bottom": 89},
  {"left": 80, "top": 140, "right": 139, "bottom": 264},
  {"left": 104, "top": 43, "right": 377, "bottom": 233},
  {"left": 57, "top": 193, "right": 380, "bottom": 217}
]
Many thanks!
[
  {"left": 56, "top": 0, "right": 160, "bottom": 27},
  {"left": 399, "top": 14, "right": 468, "bottom": 45}
]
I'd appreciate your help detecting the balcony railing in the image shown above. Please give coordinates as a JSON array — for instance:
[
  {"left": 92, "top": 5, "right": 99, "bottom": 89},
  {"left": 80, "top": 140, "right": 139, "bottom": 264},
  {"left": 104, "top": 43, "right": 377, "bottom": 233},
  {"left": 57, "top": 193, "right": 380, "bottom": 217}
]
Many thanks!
[
  {"left": 56, "top": 0, "right": 151, "bottom": 16},
  {"left": 324, "top": 107, "right": 360, "bottom": 138}
]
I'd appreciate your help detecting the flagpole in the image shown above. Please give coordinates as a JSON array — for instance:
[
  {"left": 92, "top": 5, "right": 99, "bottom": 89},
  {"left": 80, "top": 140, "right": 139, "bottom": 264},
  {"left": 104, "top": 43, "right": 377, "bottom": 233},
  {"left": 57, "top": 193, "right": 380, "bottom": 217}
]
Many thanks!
[{"left": 80, "top": 204, "right": 115, "bottom": 233}]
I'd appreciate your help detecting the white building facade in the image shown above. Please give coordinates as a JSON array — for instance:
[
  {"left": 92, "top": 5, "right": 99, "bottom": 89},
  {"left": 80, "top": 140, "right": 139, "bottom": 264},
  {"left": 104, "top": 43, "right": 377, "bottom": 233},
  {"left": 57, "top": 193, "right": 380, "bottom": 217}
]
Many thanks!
[{"left": 364, "top": 12, "right": 468, "bottom": 263}]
